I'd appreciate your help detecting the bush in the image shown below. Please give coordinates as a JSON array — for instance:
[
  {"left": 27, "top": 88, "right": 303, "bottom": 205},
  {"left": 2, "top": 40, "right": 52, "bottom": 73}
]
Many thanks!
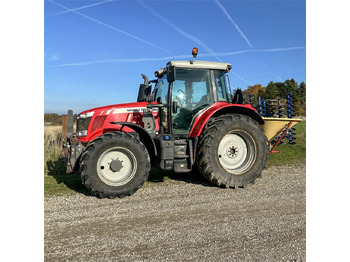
[{"left": 44, "top": 113, "right": 62, "bottom": 126}]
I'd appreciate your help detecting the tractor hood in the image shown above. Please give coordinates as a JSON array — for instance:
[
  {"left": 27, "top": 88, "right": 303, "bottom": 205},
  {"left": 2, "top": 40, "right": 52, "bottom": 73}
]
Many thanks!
[
  {"left": 78, "top": 101, "right": 150, "bottom": 116},
  {"left": 76, "top": 101, "right": 160, "bottom": 143}
]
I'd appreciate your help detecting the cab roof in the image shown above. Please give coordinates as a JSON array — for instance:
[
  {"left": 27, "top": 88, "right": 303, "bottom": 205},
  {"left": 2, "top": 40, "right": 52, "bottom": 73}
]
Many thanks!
[{"left": 166, "top": 60, "right": 232, "bottom": 72}]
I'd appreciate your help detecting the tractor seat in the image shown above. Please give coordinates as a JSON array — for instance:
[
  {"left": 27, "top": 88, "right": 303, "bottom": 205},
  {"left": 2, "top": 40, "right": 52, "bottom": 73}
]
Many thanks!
[{"left": 232, "top": 89, "right": 243, "bottom": 104}]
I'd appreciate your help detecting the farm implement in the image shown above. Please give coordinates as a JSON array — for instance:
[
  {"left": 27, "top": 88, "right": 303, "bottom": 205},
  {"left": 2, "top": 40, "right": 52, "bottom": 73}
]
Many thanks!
[{"left": 62, "top": 48, "right": 302, "bottom": 198}]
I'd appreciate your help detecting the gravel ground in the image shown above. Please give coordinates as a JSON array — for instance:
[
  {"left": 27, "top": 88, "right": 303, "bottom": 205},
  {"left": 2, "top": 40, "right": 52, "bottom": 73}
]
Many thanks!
[{"left": 45, "top": 164, "right": 306, "bottom": 262}]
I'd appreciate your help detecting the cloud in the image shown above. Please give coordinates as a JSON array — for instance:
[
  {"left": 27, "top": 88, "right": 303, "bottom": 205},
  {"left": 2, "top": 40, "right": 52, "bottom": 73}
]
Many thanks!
[
  {"left": 47, "top": 54, "right": 62, "bottom": 61},
  {"left": 214, "top": 0, "right": 253, "bottom": 48}
]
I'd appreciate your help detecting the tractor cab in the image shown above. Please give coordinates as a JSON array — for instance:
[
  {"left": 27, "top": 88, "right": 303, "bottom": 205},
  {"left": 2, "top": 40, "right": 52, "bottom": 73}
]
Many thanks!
[{"left": 138, "top": 48, "right": 235, "bottom": 136}]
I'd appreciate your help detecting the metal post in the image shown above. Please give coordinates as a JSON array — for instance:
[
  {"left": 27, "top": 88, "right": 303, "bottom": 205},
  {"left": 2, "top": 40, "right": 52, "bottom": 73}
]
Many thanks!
[
  {"left": 61, "top": 114, "right": 67, "bottom": 145},
  {"left": 67, "top": 110, "right": 73, "bottom": 137}
]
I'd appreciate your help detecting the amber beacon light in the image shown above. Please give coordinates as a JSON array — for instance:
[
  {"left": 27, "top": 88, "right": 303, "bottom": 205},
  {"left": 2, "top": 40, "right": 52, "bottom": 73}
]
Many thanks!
[
  {"left": 191, "top": 47, "right": 198, "bottom": 63},
  {"left": 192, "top": 47, "right": 198, "bottom": 58}
]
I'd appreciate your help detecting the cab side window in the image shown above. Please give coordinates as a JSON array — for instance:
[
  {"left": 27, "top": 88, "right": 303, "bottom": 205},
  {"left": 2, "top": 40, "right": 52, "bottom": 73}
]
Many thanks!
[{"left": 154, "top": 75, "right": 169, "bottom": 104}]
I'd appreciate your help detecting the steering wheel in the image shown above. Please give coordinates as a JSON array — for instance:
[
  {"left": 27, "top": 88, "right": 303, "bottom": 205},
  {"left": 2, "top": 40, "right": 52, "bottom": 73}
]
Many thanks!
[{"left": 176, "top": 89, "right": 186, "bottom": 107}]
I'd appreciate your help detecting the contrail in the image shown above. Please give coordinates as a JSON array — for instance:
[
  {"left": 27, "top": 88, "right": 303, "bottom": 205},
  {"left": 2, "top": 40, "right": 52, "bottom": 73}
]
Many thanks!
[
  {"left": 214, "top": 0, "right": 253, "bottom": 48},
  {"left": 218, "top": 46, "right": 305, "bottom": 56},
  {"left": 54, "top": 46, "right": 305, "bottom": 84},
  {"left": 137, "top": 0, "right": 220, "bottom": 60},
  {"left": 55, "top": 55, "right": 190, "bottom": 67},
  {"left": 137, "top": 0, "right": 252, "bottom": 83},
  {"left": 48, "top": 0, "right": 173, "bottom": 54},
  {"left": 54, "top": 46, "right": 305, "bottom": 87},
  {"left": 46, "top": 0, "right": 113, "bottom": 18},
  {"left": 53, "top": 46, "right": 305, "bottom": 67}
]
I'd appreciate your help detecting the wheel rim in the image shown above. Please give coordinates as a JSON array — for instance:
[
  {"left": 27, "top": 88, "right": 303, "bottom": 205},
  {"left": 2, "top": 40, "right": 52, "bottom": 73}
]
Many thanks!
[
  {"left": 97, "top": 147, "right": 137, "bottom": 186},
  {"left": 218, "top": 130, "right": 256, "bottom": 175}
]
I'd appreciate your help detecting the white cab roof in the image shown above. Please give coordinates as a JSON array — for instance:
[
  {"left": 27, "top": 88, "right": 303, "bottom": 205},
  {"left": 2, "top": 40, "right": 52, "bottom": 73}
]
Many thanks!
[{"left": 167, "top": 60, "right": 232, "bottom": 72}]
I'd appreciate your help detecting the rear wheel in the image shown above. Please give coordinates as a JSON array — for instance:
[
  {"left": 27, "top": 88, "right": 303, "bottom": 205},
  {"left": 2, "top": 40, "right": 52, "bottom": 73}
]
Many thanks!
[
  {"left": 196, "top": 114, "right": 268, "bottom": 188},
  {"left": 80, "top": 132, "right": 150, "bottom": 198}
]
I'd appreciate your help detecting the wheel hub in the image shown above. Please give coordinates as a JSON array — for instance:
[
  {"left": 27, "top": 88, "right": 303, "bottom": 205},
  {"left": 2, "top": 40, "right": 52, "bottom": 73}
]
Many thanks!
[
  {"left": 227, "top": 146, "right": 238, "bottom": 158},
  {"left": 109, "top": 159, "right": 124, "bottom": 172}
]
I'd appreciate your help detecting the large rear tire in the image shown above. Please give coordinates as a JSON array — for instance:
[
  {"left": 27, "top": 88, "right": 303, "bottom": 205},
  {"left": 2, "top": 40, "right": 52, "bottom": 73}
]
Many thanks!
[
  {"left": 196, "top": 114, "right": 268, "bottom": 188},
  {"left": 80, "top": 132, "right": 150, "bottom": 198}
]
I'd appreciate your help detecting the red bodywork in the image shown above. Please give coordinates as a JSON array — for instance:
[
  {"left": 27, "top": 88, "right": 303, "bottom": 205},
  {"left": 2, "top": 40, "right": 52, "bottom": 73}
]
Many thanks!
[
  {"left": 77, "top": 102, "right": 258, "bottom": 143},
  {"left": 78, "top": 102, "right": 160, "bottom": 143}
]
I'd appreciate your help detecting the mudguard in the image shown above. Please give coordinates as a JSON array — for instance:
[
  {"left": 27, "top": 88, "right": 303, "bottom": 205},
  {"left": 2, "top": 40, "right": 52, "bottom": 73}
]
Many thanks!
[{"left": 189, "top": 102, "right": 264, "bottom": 138}]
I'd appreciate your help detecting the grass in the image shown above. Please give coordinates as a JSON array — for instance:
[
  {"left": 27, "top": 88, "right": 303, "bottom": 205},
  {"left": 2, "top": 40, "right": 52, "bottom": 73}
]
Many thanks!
[
  {"left": 44, "top": 120, "right": 306, "bottom": 197},
  {"left": 266, "top": 121, "right": 306, "bottom": 166},
  {"left": 44, "top": 126, "right": 63, "bottom": 174}
]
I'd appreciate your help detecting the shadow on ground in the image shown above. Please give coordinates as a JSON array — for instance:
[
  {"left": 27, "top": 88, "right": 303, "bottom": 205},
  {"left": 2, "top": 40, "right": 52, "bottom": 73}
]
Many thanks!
[
  {"left": 46, "top": 159, "right": 213, "bottom": 196},
  {"left": 46, "top": 159, "right": 90, "bottom": 196},
  {"left": 148, "top": 167, "right": 214, "bottom": 187}
]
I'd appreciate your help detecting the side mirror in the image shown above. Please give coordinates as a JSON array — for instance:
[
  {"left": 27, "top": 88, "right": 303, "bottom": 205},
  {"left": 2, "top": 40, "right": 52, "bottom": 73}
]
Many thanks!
[
  {"left": 137, "top": 84, "right": 148, "bottom": 102},
  {"left": 167, "top": 66, "right": 176, "bottom": 82},
  {"left": 172, "top": 101, "right": 178, "bottom": 114},
  {"left": 138, "top": 74, "right": 153, "bottom": 102}
]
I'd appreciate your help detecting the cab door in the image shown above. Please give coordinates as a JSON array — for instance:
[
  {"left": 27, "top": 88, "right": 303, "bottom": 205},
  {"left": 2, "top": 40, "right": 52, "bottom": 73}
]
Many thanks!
[{"left": 171, "top": 69, "right": 214, "bottom": 135}]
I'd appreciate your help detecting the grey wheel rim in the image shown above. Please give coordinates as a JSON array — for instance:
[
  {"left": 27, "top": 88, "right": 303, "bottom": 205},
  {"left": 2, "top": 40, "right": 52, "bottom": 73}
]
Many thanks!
[
  {"left": 218, "top": 130, "right": 256, "bottom": 175},
  {"left": 97, "top": 147, "right": 137, "bottom": 186}
]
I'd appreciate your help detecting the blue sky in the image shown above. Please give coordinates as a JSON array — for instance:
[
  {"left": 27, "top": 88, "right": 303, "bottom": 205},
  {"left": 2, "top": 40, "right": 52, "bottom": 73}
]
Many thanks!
[{"left": 44, "top": 0, "right": 306, "bottom": 114}]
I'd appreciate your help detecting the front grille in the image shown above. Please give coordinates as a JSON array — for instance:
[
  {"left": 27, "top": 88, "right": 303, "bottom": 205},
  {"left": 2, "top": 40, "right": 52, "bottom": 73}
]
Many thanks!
[
  {"left": 90, "top": 115, "right": 107, "bottom": 133},
  {"left": 77, "top": 117, "right": 92, "bottom": 133}
]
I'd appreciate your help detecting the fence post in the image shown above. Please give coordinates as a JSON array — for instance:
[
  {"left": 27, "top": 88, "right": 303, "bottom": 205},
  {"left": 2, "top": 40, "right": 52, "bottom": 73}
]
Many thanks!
[{"left": 61, "top": 115, "right": 67, "bottom": 145}]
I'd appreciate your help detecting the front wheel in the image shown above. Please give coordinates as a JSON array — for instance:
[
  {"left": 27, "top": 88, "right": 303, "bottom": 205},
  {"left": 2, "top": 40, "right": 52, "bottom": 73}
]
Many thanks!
[
  {"left": 80, "top": 132, "right": 150, "bottom": 198},
  {"left": 196, "top": 114, "right": 268, "bottom": 188}
]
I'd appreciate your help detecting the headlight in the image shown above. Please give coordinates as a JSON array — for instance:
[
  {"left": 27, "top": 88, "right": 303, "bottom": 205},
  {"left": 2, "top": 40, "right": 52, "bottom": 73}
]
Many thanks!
[
  {"left": 76, "top": 130, "right": 88, "bottom": 137},
  {"left": 76, "top": 111, "right": 94, "bottom": 137},
  {"left": 77, "top": 111, "right": 94, "bottom": 119}
]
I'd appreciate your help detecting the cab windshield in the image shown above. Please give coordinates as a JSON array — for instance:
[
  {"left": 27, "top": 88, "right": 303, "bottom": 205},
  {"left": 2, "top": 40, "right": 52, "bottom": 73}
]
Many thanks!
[{"left": 172, "top": 68, "right": 214, "bottom": 108}]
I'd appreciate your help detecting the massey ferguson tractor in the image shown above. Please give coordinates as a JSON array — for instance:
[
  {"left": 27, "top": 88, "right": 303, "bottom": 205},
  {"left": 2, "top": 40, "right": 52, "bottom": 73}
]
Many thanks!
[{"left": 62, "top": 48, "right": 301, "bottom": 198}]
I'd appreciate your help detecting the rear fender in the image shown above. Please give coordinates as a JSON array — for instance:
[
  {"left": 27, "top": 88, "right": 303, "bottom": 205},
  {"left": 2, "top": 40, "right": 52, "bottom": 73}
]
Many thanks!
[{"left": 189, "top": 103, "right": 264, "bottom": 138}]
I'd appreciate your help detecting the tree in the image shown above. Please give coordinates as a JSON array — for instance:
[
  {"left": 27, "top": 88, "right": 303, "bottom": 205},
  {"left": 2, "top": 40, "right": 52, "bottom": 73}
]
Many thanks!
[
  {"left": 242, "top": 79, "right": 306, "bottom": 116},
  {"left": 242, "top": 84, "right": 266, "bottom": 105},
  {"left": 243, "top": 84, "right": 265, "bottom": 98},
  {"left": 280, "top": 79, "right": 298, "bottom": 99},
  {"left": 298, "top": 81, "right": 306, "bottom": 102},
  {"left": 265, "top": 81, "right": 278, "bottom": 99},
  {"left": 295, "top": 81, "right": 306, "bottom": 115}
]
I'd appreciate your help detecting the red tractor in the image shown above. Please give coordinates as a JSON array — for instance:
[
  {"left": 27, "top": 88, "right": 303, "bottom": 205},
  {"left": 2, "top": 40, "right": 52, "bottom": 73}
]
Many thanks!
[{"left": 63, "top": 48, "right": 271, "bottom": 198}]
